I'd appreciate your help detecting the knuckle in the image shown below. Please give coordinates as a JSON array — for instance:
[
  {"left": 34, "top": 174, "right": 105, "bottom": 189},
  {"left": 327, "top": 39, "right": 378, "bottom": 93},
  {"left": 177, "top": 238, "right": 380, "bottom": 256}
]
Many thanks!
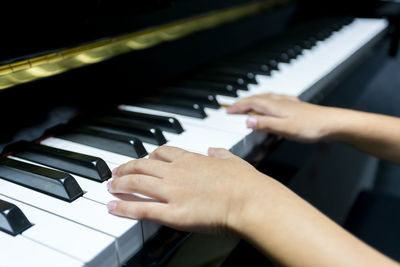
[
  {"left": 116, "top": 160, "right": 133, "bottom": 175},
  {"left": 154, "top": 145, "right": 168, "bottom": 155},
  {"left": 126, "top": 175, "right": 143, "bottom": 191},
  {"left": 135, "top": 206, "right": 149, "bottom": 220},
  {"left": 130, "top": 159, "right": 148, "bottom": 173}
]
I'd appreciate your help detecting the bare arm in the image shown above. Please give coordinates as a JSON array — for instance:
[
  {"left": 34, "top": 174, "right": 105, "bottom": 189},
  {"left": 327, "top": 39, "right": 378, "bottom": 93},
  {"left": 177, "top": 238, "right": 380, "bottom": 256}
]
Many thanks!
[
  {"left": 227, "top": 94, "right": 400, "bottom": 165},
  {"left": 107, "top": 146, "right": 399, "bottom": 267}
]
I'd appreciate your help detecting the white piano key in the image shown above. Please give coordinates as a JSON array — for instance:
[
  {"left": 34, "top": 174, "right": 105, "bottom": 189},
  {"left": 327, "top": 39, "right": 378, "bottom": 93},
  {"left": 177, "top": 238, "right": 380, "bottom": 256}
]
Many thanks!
[
  {"left": 0, "top": 195, "right": 118, "bottom": 267},
  {"left": 120, "top": 105, "right": 265, "bottom": 156},
  {"left": 119, "top": 105, "right": 251, "bottom": 136},
  {"left": 7, "top": 155, "right": 116, "bottom": 205},
  {"left": 163, "top": 127, "right": 245, "bottom": 155},
  {"left": 8, "top": 151, "right": 164, "bottom": 245},
  {"left": 216, "top": 19, "right": 389, "bottom": 106},
  {"left": 0, "top": 178, "right": 142, "bottom": 264},
  {"left": 0, "top": 230, "right": 83, "bottom": 267}
]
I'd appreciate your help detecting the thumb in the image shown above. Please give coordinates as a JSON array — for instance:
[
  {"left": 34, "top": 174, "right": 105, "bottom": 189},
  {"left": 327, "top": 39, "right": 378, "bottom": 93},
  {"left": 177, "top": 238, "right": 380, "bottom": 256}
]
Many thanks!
[{"left": 208, "top": 148, "right": 234, "bottom": 159}]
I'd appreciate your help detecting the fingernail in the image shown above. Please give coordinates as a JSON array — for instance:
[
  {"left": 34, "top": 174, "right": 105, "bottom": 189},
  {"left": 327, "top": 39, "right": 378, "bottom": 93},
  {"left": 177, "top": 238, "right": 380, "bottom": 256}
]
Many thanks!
[
  {"left": 247, "top": 116, "right": 258, "bottom": 129},
  {"left": 112, "top": 167, "right": 118, "bottom": 177},
  {"left": 106, "top": 179, "right": 113, "bottom": 191},
  {"left": 107, "top": 201, "right": 117, "bottom": 211}
]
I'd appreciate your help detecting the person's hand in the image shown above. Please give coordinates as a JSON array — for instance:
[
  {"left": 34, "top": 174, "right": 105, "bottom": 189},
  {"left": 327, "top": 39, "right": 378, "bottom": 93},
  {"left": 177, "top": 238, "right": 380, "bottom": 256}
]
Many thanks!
[
  {"left": 106, "top": 146, "right": 270, "bottom": 235},
  {"left": 227, "top": 93, "right": 342, "bottom": 143}
]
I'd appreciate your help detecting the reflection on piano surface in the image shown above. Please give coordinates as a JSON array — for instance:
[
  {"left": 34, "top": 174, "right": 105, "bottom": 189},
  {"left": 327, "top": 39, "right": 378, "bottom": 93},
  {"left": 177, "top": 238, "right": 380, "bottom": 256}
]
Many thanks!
[{"left": 0, "top": 0, "right": 392, "bottom": 266}]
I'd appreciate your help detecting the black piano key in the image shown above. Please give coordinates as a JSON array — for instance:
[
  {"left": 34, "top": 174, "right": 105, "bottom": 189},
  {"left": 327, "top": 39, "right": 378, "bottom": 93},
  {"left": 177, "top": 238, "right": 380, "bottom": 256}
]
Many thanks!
[
  {"left": 255, "top": 51, "right": 292, "bottom": 63},
  {"left": 175, "top": 81, "right": 239, "bottom": 96},
  {"left": 227, "top": 50, "right": 280, "bottom": 64},
  {"left": 109, "top": 109, "right": 184, "bottom": 134},
  {"left": 48, "top": 125, "right": 148, "bottom": 158},
  {"left": 0, "top": 157, "right": 83, "bottom": 202},
  {"left": 187, "top": 74, "right": 249, "bottom": 88},
  {"left": 0, "top": 199, "right": 32, "bottom": 236},
  {"left": 163, "top": 86, "right": 228, "bottom": 100},
  {"left": 177, "top": 79, "right": 242, "bottom": 96},
  {"left": 217, "top": 58, "right": 275, "bottom": 73},
  {"left": 200, "top": 66, "right": 258, "bottom": 84},
  {"left": 156, "top": 89, "right": 220, "bottom": 109},
  {"left": 296, "top": 38, "right": 315, "bottom": 49},
  {"left": 257, "top": 42, "right": 301, "bottom": 58},
  {"left": 3, "top": 141, "right": 111, "bottom": 182},
  {"left": 80, "top": 117, "right": 167, "bottom": 146},
  {"left": 133, "top": 96, "right": 208, "bottom": 118}
]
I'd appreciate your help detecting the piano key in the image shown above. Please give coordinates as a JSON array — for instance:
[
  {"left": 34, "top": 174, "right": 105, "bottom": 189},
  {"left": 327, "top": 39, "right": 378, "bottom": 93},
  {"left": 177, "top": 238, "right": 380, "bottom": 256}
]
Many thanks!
[
  {"left": 179, "top": 79, "right": 245, "bottom": 91},
  {"left": 257, "top": 43, "right": 302, "bottom": 58},
  {"left": 0, "top": 198, "right": 32, "bottom": 236},
  {"left": 231, "top": 50, "right": 291, "bottom": 65},
  {"left": 162, "top": 86, "right": 225, "bottom": 100},
  {"left": 155, "top": 90, "right": 220, "bottom": 109},
  {"left": 48, "top": 125, "right": 148, "bottom": 158},
  {"left": 186, "top": 73, "right": 249, "bottom": 87},
  {"left": 0, "top": 178, "right": 143, "bottom": 263},
  {"left": 119, "top": 104, "right": 246, "bottom": 135},
  {"left": 5, "top": 155, "right": 158, "bottom": 246},
  {"left": 134, "top": 96, "right": 207, "bottom": 118},
  {"left": 0, "top": 230, "right": 83, "bottom": 267},
  {"left": 80, "top": 117, "right": 167, "bottom": 146},
  {"left": 7, "top": 155, "right": 115, "bottom": 208},
  {"left": 0, "top": 195, "right": 118, "bottom": 267},
  {"left": 0, "top": 157, "right": 83, "bottom": 202},
  {"left": 41, "top": 137, "right": 135, "bottom": 167},
  {"left": 218, "top": 18, "right": 389, "bottom": 105},
  {"left": 199, "top": 66, "right": 258, "bottom": 84},
  {"left": 108, "top": 109, "right": 184, "bottom": 134},
  {"left": 3, "top": 141, "right": 111, "bottom": 182},
  {"left": 83, "top": 112, "right": 244, "bottom": 156},
  {"left": 216, "top": 58, "right": 275, "bottom": 73},
  {"left": 173, "top": 81, "right": 238, "bottom": 97},
  {"left": 119, "top": 105, "right": 264, "bottom": 157}
]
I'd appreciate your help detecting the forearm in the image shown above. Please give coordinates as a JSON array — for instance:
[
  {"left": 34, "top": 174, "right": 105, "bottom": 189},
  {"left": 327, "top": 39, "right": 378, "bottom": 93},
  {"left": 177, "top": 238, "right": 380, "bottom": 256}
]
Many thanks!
[
  {"left": 230, "top": 177, "right": 398, "bottom": 267},
  {"left": 326, "top": 108, "right": 400, "bottom": 165}
]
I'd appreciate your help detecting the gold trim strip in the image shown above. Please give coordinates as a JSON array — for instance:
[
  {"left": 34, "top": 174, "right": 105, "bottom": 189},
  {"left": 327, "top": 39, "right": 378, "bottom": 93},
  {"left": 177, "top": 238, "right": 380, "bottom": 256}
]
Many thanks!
[{"left": 0, "top": 0, "right": 291, "bottom": 90}]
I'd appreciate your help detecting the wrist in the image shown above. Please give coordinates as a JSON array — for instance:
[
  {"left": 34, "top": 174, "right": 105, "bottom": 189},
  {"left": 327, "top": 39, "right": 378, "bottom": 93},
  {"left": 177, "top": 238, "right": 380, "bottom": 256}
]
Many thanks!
[
  {"left": 319, "top": 107, "right": 359, "bottom": 142},
  {"left": 225, "top": 174, "right": 281, "bottom": 237}
]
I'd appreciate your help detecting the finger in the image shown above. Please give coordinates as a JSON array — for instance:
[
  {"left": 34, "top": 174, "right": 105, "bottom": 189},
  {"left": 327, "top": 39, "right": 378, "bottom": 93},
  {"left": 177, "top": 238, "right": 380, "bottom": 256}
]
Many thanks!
[
  {"left": 246, "top": 115, "right": 286, "bottom": 134},
  {"left": 149, "top": 146, "right": 188, "bottom": 162},
  {"left": 107, "top": 200, "right": 167, "bottom": 223},
  {"left": 114, "top": 158, "right": 170, "bottom": 178},
  {"left": 108, "top": 174, "right": 168, "bottom": 201},
  {"left": 208, "top": 148, "right": 234, "bottom": 159},
  {"left": 226, "top": 97, "right": 263, "bottom": 114},
  {"left": 227, "top": 97, "right": 279, "bottom": 117}
]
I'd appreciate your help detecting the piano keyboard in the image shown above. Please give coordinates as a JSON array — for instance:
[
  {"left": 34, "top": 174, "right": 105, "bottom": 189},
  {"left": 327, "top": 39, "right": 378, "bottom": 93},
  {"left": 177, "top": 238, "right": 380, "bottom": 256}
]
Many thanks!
[{"left": 0, "top": 17, "right": 388, "bottom": 266}]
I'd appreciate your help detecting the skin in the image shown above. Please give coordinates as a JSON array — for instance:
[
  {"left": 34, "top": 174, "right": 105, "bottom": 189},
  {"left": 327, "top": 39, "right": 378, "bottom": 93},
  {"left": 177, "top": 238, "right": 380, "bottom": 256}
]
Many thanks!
[
  {"left": 107, "top": 93, "right": 400, "bottom": 267},
  {"left": 227, "top": 93, "right": 400, "bottom": 165}
]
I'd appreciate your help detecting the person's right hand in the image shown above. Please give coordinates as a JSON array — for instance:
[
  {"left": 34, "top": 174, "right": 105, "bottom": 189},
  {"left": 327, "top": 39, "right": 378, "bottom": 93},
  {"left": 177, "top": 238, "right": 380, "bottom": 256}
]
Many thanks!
[{"left": 226, "top": 93, "right": 344, "bottom": 143}]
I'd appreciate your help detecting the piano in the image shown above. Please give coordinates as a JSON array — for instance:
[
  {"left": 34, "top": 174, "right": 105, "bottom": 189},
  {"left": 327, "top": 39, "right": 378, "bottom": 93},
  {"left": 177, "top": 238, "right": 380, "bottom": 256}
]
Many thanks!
[{"left": 0, "top": 0, "right": 394, "bottom": 266}]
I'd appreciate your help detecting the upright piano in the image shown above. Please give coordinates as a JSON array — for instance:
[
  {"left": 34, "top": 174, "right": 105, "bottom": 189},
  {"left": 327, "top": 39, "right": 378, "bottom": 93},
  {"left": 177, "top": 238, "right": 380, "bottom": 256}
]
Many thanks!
[{"left": 0, "top": 0, "right": 393, "bottom": 266}]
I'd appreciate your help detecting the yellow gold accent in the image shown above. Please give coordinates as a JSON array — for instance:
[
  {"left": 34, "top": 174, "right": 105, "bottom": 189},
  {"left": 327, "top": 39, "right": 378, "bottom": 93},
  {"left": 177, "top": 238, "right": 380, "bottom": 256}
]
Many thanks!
[
  {"left": 0, "top": 0, "right": 292, "bottom": 90},
  {"left": 10, "top": 60, "right": 31, "bottom": 72},
  {"left": 0, "top": 65, "right": 13, "bottom": 75}
]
